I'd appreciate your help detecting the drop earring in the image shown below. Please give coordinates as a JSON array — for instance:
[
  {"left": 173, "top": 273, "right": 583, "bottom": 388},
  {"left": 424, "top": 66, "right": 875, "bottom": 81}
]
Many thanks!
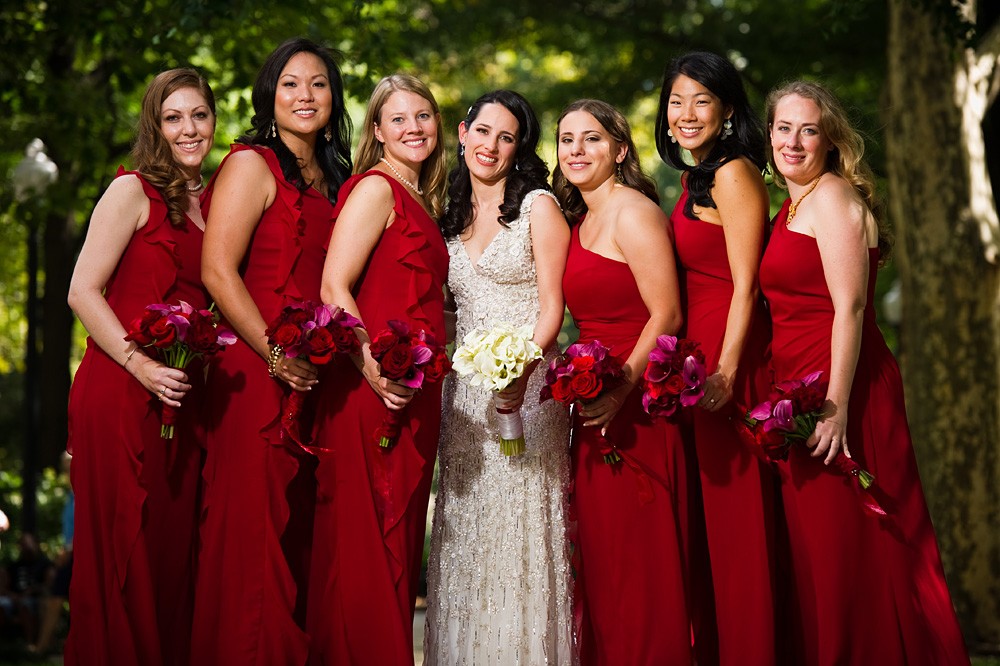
[
  {"left": 459, "top": 142, "right": 465, "bottom": 157},
  {"left": 325, "top": 126, "right": 333, "bottom": 142},
  {"left": 721, "top": 119, "right": 733, "bottom": 140},
  {"left": 269, "top": 119, "right": 277, "bottom": 139},
  {"left": 667, "top": 128, "right": 677, "bottom": 144}
]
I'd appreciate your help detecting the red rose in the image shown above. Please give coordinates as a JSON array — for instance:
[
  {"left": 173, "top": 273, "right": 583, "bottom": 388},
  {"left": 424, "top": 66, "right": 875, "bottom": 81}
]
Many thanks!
[
  {"left": 550, "top": 375, "right": 573, "bottom": 404},
  {"left": 307, "top": 327, "right": 336, "bottom": 365},
  {"left": 570, "top": 371, "right": 602, "bottom": 400},
  {"left": 287, "top": 309, "right": 312, "bottom": 326},
  {"left": 187, "top": 316, "right": 219, "bottom": 353},
  {"left": 756, "top": 428, "right": 789, "bottom": 461},
  {"left": 272, "top": 322, "right": 302, "bottom": 349},
  {"left": 149, "top": 317, "right": 177, "bottom": 348},
  {"left": 125, "top": 316, "right": 155, "bottom": 345},
  {"left": 571, "top": 356, "right": 595, "bottom": 372},
  {"left": 793, "top": 385, "right": 826, "bottom": 413},
  {"left": 330, "top": 324, "right": 359, "bottom": 354},
  {"left": 422, "top": 351, "right": 451, "bottom": 384},
  {"left": 379, "top": 343, "right": 414, "bottom": 380},
  {"left": 664, "top": 373, "right": 687, "bottom": 395},
  {"left": 369, "top": 331, "right": 399, "bottom": 359}
]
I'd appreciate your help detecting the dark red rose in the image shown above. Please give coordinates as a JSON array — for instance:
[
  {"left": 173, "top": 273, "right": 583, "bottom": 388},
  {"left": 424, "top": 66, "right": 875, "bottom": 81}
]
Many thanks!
[
  {"left": 570, "top": 371, "right": 601, "bottom": 400},
  {"left": 330, "top": 324, "right": 359, "bottom": 354},
  {"left": 307, "top": 327, "right": 336, "bottom": 365},
  {"left": 422, "top": 351, "right": 451, "bottom": 384},
  {"left": 187, "top": 316, "right": 219, "bottom": 353},
  {"left": 550, "top": 375, "right": 573, "bottom": 404},
  {"left": 571, "top": 356, "right": 595, "bottom": 372},
  {"left": 125, "top": 317, "right": 155, "bottom": 345},
  {"left": 272, "top": 322, "right": 302, "bottom": 349},
  {"left": 149, "top": 317, "right": 177, "bottom": 348},
  {"left": 756, "top": 428, "right": 789, "bottom": 461},
  {"left": 379, "top": 343, "right": 414, "bottom": 379},
  {"left": 287, "top": 309, "right": 312, "bottom": 326},
  {"left": 793, "top": 385, "right": 826, "bottom": 413},
  {"left": 369, "top": 331, "right": 399, "bottom": 359},
  {"left": 665, "top": 373, "right": 687, "bottom": 395}
]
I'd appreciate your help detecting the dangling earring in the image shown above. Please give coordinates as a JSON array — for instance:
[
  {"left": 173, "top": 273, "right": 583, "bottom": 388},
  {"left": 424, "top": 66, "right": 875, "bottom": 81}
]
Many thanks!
[
  {"left": 667, "top": 128, "right": 677, "bottom": 144},
  {"left": 325, "top": 126, "right": 333, "bottom": 142},
  {"left": 515, "top": 162, "right": 520, "bottom": 171},
  {"left": 269, "top": 119, "right": 277, "bottom": 139},
  {"left": 721, "top": 119, "right": 733, "bottom": 140},
  {"left": 616, "top": 162, "right": 624, "bottom": 182},
  {"left": 459, "top": 142, "right": 465, "bottom": 157}
]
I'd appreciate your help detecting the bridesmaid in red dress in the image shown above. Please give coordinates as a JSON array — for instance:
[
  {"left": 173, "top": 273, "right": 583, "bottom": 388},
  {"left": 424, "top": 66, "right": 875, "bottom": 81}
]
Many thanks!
[
  {"left": 192, "top": 39, "right": 352, "bottom": 666},
  {"left": 554, "top": 99, "right": 693, "bottom": 665},
  {"left": 655, "top": 51, "right": 778, "bottom": 666},
  {"left": 308, "top": 74, "right": 448, "bottom": 665},
  {"left": 66, "top": 69, "right": 215, "bottom": 666},
  {"left": 760, "top": 81, "right": 970, "bottom": 666}
]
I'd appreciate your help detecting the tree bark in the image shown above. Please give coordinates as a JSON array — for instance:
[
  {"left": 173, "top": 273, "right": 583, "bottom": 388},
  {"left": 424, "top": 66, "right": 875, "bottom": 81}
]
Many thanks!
[{"left": 886, "top": 0, "right": 1000, "bottom": 648}]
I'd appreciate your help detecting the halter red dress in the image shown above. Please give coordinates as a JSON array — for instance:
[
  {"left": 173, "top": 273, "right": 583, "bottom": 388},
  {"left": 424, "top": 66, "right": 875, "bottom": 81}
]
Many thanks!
[
  {"left": 66, "top": 169, "right": 207, "bottom": 666},
  {"left": 563, "top": 223, "right": 694, "bottom": 665},
  {"left": 306, "top": 171, "right": 448, "bottom": 665},
  {"left": 759, "top": 200, "right": 970, "bottom": 666},
  {"left": 670, "top": 182, "right": 778, "bottom": 665},
  {"left": 190, "top": 144, "right": 334, "bottom": 666}
]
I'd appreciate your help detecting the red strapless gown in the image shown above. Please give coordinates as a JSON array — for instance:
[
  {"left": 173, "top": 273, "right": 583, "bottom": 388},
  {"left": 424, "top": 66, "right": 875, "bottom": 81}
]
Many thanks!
[
  {"left": 671, "top": 185, "right": 778, "bottom": 665},
  {"left": 66, "top": 169, "right": 207, "bottom": 666},
  {"left": 759, "top": 201, "right": 970, "bottom": 666},
  {"left": 190, "top": 145, "right": 333, "bottom": 666},
  {"left": 307, "top": 171, "right": 448, "bottom": 666},
  {"left": 563, "top": 224, "right": 694, "bottom": 665}
]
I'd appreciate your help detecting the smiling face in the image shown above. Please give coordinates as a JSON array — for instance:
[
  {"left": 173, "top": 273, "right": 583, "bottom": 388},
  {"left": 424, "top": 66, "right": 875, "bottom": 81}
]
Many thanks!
[
  {"left": 769, "top": 93, "right": 833, "bottom": 185},
  {"left": 458, "top": 102, "right": 519, "bottom": 184},
  {"left": 557, "top": 110, "right": 625, "bottom": 190},
  {"left": 273, "top": 51, "right": 333, "bottom": 139},
  {"left": 374, "top": 90, "right": 439, "bottom": 167},
  {"left": 159, "top": 87, "right": 215, "bottom": 177},
  {"left": 666, "top": 74, "right": 730, "bottom": 163}
]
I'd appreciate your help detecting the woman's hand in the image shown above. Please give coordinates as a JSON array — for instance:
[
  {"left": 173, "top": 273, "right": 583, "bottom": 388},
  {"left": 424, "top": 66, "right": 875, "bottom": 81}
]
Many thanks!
[
  {"left": 272, "top": 355, "right": 319, "bottom": 393},
  {"left": 495, "top": 373, "right": 530, "bottom": 411},
  {"left": 806, "top": 400, "right": 850, "bottom": 464},
  {"left": 579, "top": 381, "right": 635, "bottom": 434},
  {"left": 361, "top": 357, "right": 416, "bottom": 410},
  {"left": 127, "top": 353, "right": 192, "bottom": 408},
  {"left": 698, "top": 371, "right": 734, "bottom": 412}
]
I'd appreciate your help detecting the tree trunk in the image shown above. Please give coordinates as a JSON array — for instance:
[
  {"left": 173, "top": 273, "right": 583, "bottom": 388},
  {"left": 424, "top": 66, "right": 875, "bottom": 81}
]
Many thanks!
[{"left": 886, "top": 0, "right": 1000, "bottom": 649}]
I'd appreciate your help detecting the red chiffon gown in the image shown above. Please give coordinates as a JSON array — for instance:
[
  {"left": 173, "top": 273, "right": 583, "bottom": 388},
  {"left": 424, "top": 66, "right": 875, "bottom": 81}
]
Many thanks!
[
  {"left": 759, "top": 201, "right": 970, "bottom": 666},
  {"left": 671, "top": 183, "right": 778, "bottom": 665},
  {"left": 307, "top": 171, "right": 448, "bottom": 665},
  {"left": 190, "top": 145, "right": 333, "bottom": 666},
  {"left": 66, "top": 169, "right": 207, "bottom": 666},
  {"left": 563, "top": 224, "right": 694, "bottom": 666}
]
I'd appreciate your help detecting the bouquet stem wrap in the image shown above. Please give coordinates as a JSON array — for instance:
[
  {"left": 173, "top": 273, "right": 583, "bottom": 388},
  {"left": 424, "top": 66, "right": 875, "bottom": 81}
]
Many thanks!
[{"left": 494, "top": 402, "right": 526, "bottom": 456}]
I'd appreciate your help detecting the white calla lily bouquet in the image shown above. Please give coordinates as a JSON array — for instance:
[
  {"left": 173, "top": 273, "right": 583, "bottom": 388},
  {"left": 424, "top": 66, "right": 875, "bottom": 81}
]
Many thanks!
[{"left": 452, "top": 323, "right": 543, "bottom": 455}]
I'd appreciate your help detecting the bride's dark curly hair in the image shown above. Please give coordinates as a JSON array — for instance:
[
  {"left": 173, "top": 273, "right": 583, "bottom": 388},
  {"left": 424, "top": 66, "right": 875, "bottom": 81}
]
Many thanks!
[
  {"left": 440, "top": 90, "right": 550, "bottom": 238},
  {"left": 655, "top": 51, "right": 766, "bottom": 219}
]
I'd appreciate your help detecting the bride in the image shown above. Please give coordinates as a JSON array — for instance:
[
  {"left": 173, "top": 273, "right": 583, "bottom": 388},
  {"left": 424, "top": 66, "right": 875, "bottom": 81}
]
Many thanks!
[{"left": 424, "top": 89, "right": 573, "bottom": 664}]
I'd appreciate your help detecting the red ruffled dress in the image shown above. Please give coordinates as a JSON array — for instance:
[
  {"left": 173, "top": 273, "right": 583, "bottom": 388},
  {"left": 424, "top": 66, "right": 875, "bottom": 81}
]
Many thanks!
[
  {"left": 670, "top": 182, "right": 778, "bottom": 665},
  {"left": 563, "top": 224, "right": 694, "bottom": 666},
  {"left": 307, "top": 171, "right": 448, "bottom": 666},
  {"left": 759, "top": 201, "right": 970, "bottom": 666},
  {"left": 190, "top": 145, "right": 334, "bottom": 666},
  {"left": 66, "top": 169, "right": 207, "bottom": 666}
]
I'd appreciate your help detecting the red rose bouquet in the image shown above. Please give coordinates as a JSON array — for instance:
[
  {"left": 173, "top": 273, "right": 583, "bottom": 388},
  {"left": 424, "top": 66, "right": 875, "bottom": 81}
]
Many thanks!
[
  {"left": 369, "top": 320, "right": 451, "bottom": 449},
  {"left": 265, "top": 301, "right": 363, "bottom": 446},
  {"left": 540, "top": 340, "right": 625, "bottom": 464},
  {"left": 739, "top": 371, "right": 876, "bottom": 491},
  {"left": 125, "top": 300, "right": 236, "bottom": 439},
  {"left": 641, "top": 334, "right": 707, "bottom": 421}
]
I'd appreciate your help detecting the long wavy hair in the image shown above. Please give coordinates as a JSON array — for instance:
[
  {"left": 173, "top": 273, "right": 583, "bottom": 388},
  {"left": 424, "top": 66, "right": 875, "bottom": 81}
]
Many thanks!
[
  {"left": 239, "top": 37, "right": 352, "bottom": 205},
  {"left": 655, "top": 51, "right": 766, "bottom": 219},
  {"left": 552, "top": 99, "right": 659, "bottom": 226},
  {"left": 440, "top": 90, "right": 551, "bottom": 238},
  {"left": 131, "top": 68, "right": 215, "bottom": 228},
  {"left": 354, "top": 74, "right": 448, "bottom": 219},
  {"left": 765, "top": 80, "right": 891, "bottom": 259}
]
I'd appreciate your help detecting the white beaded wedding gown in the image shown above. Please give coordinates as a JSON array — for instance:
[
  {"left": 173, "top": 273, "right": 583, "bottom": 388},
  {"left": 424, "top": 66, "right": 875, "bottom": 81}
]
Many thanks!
[{"left": 424, "top": 189, "right": 574, "bottom": 665}]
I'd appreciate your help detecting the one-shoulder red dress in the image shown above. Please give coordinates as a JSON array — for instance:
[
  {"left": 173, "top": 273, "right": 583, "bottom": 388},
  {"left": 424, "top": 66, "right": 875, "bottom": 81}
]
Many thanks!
[
  {"left": 307, "top": 171, "right": 448, "bottom": 665},
  {"left": 66, "top": 169, "right": 207, "bottom": 666},
  {"left": 759, "top": 201, "right": 970, "bottom": 666},
  {"left": 190, "top": 145, "right": 334, "bottom": 666},
  {"left": 563, "top": 224, "right": 694, "bottom": 666},
  {"left": 670, "top": 183, "right": 778, "bottom": 665}
]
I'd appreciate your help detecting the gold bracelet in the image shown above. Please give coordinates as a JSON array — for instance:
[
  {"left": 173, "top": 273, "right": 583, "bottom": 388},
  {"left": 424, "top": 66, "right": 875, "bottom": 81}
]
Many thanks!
[
  {"left": 124, "top": 345, "right": 139, "bottom": 368},
  {"left": 267, "top": 344, "right": 284, "bottom": 378}
]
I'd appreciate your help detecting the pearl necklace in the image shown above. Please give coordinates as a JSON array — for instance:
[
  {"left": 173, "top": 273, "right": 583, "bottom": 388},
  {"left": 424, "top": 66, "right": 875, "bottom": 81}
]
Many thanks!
[
  {"left": 380, "top": 158, "right": 423, "bottom": 195},
  {"left": 786, "top": 174, "right": 822, "bottom": 225},
  {"left": 186, "top": 175, "right": 204, "bottom": 193}
]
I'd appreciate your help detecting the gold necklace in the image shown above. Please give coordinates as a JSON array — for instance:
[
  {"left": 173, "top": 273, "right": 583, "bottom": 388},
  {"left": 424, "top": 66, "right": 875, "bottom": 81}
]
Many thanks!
[
  {"left": 380, "top": 157, "right": 423, "bottom": 195},
  {"left": 786, "top": 174, "right": 822, "bottom": 225}
]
